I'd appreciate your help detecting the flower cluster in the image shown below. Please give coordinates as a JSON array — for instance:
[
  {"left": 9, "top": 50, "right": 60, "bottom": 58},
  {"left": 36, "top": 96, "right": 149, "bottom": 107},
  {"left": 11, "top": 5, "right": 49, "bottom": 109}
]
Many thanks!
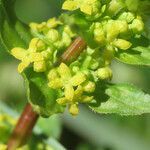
[
  {"left": 11, "top": 18, "right": 76, "bottom": 73},
  {"left": 62, "top": 0, "right": 102, "bottom": 17},
  {"left": 47, "top": 46, "right": 113, "bottom": 115},
  {"left": 92, "top": 13, "right": 144, "bottom": 65},
  {"left": 30, "top": 18, "right": 75, "bottom": 49},
  {"left": 48, "top": 63, "right": 95, "bottom": 115},
  {"left": 11, "top": 0, "right": 145, "bottom": 116}
]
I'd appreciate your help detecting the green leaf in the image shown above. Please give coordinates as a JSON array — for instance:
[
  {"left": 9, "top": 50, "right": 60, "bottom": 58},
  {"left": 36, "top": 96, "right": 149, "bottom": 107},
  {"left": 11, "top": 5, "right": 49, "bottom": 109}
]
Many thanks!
[
  {"left": 90, "top": 83, "right": 150, "bottom": 115},
  {"left": 45, "top": 138, "right": 66, "bottom": 150},
  {"left": 23, "top": 68, "right": 64, "bottom": 117},
  {"left": 0, "top": 0, "right": 63, "bottom": 118},
  {"left": 115, "top": 46, "right": 150, "bottom": 66},
  {"left": 0, "top": 0, "right": 32, "bottom": 52},
  {"left": 37, "top": 115, "right": 62, "bottom": 139},
  {"left": 0, "top": 0, "right": 31, "bottom": 51}
]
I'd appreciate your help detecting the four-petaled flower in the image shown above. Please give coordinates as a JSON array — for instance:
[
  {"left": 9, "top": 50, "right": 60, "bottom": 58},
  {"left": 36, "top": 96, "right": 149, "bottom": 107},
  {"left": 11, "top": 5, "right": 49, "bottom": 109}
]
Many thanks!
[
  {"left": 48, "top": 63, "right": 94, "bottom": 115},
  {"left": 11, "top": 38, "right": 47, "bottom": 73}
]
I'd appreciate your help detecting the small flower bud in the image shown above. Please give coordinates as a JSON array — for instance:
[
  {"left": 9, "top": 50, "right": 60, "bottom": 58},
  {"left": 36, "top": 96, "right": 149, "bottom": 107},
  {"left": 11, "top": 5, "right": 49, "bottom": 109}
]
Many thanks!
[
  {"left": 61, "top": 32, "right": 72, "bottom": 47},
  {"left": 46, "top": 29, "right": 59, "bottom": 42},
  {"left": 113, "top": 39, "right": 132, "bottom": 50},
  {"left": 90, "top": 60, "right": 99, "bottom": 70},
  {"left": 29, "top": 23, "right": 38, "bottom": 31},
  {"left": 97, "top": 67, "right": 112, "bottom": 80},
  {"left": 47, "top": 18, "right": 62, "bottom": 29},
  {"left": 108, "top": 0, "right": 124, "bottom": 16},
  {"left": 29, "top": 38, "right": 39, "bottom": 52},
  {"left": 69, "top": 104, "right": 79, "bottom": 116},
  {"left": 116, "top": 20, "right": 128, "bottom": 34},
  {"left": 118, "top": 12, "right": 135, "bottom": 23},
  {"left": 47, "top": 69, "right": 58, "bottom": 80},
  {"left": 106, "top": 20, "right": 119, "bottom": 41},
  {"left": 91, "top": 1, "right": 101, "bottom": 15},
  {"left": 130, "top": 17, "right": 144, "bottom": 33},
  {"left": 94, "top": 23, "right": 105, "bottom": 44},
  {"left": 83, "top": 81, "right": 95, "bottom": 93},
  {"left": 62, "top": 1, "right": 78, "bottom": 11},
  {"left": 103, "top": 46, "right": 114, "bottom": 65},
  {"left": 81, "top": 96, "right": 93, "bottom": 103},
  {"left": 36, "top": 40, "right": 46, "bottom": 52},
  {"left": 87, "top": 47, "right": 95, "bottom": 55},
  {"left": 57, "top": 97, "right": 68, "bottom": 105},
  {"left": 37, "top": 22, "right": 47, "bottom": 32},
  {"left": 33, "top": 60, "right": 46, "bottom": 72},
  {"left": 64, "top": 25, "right": 75, "bottom": 38}
]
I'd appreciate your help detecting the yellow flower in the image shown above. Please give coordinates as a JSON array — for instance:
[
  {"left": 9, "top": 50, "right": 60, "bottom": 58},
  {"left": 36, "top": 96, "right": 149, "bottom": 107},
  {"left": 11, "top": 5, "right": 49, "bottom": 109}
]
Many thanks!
[
  {"left": 46, "top": 29, "right": 59, "bottom": 42},
  {"left": 56, "top": 85, "right": 93, "bottom": 116},
  {"left": 11, "top": 47, "right": 30, "bottom": 73},
  {"left": 107, "top": 0, "right": 124, "bottom": 16},
  {"left": 106, "top": 20, "right": 120, "bottom": 41},
  {"left": 69, "top": 104, "right": 79, "bottom": 116},
  {"left": 113, "top": 39, "right": 132, "bottom": 50},
  {"left": 130, "top": 16, "right": 144, "bottom": 33},
  {"left": 11, "top": 38, "right": 46, "bottom": 73},
  {"left": 46, "top": 18, "right": 62, "bottom": 29},
  {"left": 30, "top": 18, "right": 62, "bottom": 33},
  {"left": 48, "top": 63, "right": 94, "bottom": 115},
  {"left": 48, "top": 63, "right": 86, "bottom": 99},
  {"left": 97, "top": 67, "right": 113, "bottom": 80},
  {"left": 62, "top": 0, "right": 99, "bottom": 15},
  {"left": 62, "top": 1, "right": 78, "bottom": 11},
  {"left": 94, "top": 23, "right": 105, "bottom": 45},
  {"left": 30, "top": 22, "right": 47, "bottom": 32}
]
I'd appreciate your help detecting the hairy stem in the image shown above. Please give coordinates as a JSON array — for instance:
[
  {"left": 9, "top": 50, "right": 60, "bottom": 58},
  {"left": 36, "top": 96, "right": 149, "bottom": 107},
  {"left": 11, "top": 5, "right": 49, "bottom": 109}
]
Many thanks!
[{"left": 7, "top": 36, "right": 86, "bottom": 150}]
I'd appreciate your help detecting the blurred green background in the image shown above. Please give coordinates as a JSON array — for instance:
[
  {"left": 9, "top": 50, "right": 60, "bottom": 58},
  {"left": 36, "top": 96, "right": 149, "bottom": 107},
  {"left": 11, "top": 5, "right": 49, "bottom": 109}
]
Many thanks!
[{"left": 0, "top": 0, "right": 150, "bottom": 150}]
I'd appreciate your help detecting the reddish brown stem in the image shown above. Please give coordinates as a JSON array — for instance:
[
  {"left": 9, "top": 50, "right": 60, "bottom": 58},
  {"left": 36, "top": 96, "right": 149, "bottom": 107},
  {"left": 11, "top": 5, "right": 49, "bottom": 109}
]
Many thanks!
[
  {"left": 60, "top": 36, "right": 86, "bottom": 62},
  {"left": 7, "top": 103, "right": 39, "bottom": 150},
  {"left": 7, "top": 37, "right": 86, "bottom": 150}
]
